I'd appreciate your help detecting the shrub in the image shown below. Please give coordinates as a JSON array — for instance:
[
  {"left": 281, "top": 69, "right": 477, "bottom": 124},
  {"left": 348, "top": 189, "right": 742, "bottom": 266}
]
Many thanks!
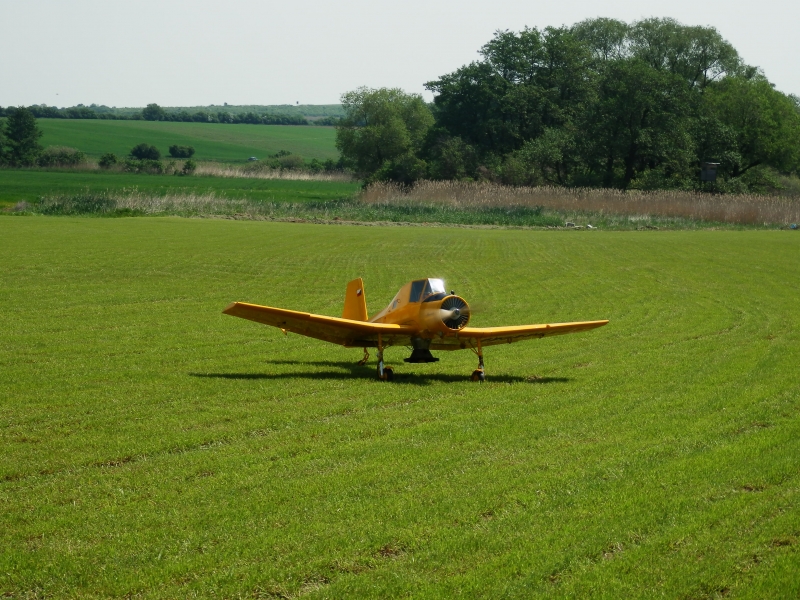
[
  {"left": 124, "top": 159, "right": 164, "bottom": 174},
  {"left": 130, "top": 143, "right": 161, "bottom": 160},
  {"left": 38, "top": 194, "right": 117, "bottom": 215},
  {"left": 169, "top": 145, "right": 195, "bottom": 158},
  {"left": 182, "top": 159, "right": 197, "bottom": 175},
  {"left": 36, "top": 146, "right": 87, "bottom": 167},
  {"left": 277, "top": 154, "right": 305, "bottom": 170},
  {"left": 98, "top": 153, "right": 119, "bottom": 168}
]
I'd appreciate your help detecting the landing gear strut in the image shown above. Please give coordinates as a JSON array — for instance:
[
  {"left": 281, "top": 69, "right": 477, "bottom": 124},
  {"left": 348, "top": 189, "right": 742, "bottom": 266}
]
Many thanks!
[
  {"left": 376, "top": 334, "right": 393, "bottom": 381},
  {"left": 357, "top": 348, "right": 370, "bottom": 366},
  {"left": 470, "top": 339, "right": 485, "bottom": 382}
]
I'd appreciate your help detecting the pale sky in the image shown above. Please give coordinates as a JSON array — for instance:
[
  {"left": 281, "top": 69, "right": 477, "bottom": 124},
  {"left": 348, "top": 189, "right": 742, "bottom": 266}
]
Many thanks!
[{"left": 1, "top": 0, "right": 797, "bottom": 108}]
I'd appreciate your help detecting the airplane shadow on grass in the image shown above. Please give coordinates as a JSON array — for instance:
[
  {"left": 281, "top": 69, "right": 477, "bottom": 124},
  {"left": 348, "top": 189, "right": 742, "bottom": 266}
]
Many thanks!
[{"left": 190, "top": 360, "right": 570, "bottom": 386}]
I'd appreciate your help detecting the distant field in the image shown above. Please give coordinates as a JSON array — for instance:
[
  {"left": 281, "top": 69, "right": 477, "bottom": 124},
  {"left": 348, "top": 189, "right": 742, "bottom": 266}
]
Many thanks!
[
  {"left": 0, "top": 170, "right": 359, "bottom": 206},
  {"left": 1, "top": 217, "right": 798, "bottom": 598},
  {"left": 38, "top": 119, "right": 340, "bottom": 162}
]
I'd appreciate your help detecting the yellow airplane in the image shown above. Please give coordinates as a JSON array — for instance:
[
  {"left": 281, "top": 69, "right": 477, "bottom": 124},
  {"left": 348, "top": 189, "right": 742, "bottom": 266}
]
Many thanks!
[{"left": 223, "top": 278, "right": 608, "bottom": 382}]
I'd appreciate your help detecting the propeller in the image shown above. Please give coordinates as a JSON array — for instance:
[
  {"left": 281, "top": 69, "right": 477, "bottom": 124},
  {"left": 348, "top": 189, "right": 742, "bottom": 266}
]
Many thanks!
[{"left": 440, "top": 296, "right": 470, "bottom": 330}]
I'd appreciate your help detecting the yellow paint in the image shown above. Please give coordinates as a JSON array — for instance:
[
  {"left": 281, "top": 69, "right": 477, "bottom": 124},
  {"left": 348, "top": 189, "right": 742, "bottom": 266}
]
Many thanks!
[
  {"left": 223, "top": 278, "right": 608, "bottom": 352},
  {"left": 342, "top": 277, "right": 369, "bottom": 321}
]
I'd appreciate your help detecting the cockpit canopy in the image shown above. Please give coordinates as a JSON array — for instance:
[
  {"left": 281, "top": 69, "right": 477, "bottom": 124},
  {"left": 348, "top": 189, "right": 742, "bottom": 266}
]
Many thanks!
[{"left": 409, "top": 278, "right": 447, "bottom": 303}]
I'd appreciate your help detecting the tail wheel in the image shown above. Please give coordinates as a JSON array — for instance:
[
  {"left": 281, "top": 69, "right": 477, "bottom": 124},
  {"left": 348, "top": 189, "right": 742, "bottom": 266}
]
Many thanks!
[{"left": 471, "top": 369, "right": 485, "bottom": 383}]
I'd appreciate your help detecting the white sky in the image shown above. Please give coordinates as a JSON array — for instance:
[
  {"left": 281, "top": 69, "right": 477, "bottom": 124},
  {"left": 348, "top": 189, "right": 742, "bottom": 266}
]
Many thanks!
[{"left": 1, "top": 0, "right": 797, "bottom": 108}]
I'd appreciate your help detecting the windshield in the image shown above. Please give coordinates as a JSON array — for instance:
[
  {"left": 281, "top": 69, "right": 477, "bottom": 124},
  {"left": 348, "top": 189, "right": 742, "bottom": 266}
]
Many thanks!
[
  {"left": 409, "top": 278, "right": 446, "bottom": 302},
  {"left": 424, "top": 279, "right": 446, "bottom": 296}
]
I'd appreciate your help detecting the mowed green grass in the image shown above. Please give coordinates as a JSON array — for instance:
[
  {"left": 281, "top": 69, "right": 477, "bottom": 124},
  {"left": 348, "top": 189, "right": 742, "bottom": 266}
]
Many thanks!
[
  {"left": 38, "top": 119, "right": 340, "bottom": 161},
  {"left": 0, "top": 170, "right": 359, "bottom": 206},
  {"left": 1, "top": 218, "right": 799, "bottom": 598}
]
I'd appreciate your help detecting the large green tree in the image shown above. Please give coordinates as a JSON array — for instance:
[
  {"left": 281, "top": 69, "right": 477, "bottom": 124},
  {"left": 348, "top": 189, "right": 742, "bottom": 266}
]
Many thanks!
[
  {"left": 335, "top": 87, "right": 433, "bottom": 184},
  {"left": 425, "top": 27, "right": 595, "bottom": 165},
  {"left": 2, "top": 107, "right": 43, "bottom": 167},
  {"left": 349, "top": 18, "right": 798, "bottom": 191},
  {"left": 142, "top": 103, "right": 166, "bottom": 121},
  {"left": 582, "top": 58, "right": 695, "bottom": 188},
  {"left": 703, "top": 75, "right": 800, "bottom": 177}
]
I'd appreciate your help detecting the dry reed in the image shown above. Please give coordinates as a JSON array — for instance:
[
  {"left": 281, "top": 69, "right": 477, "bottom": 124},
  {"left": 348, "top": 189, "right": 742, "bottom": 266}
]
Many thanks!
[
  {"left": 113, "top": 191, "right": 254, "bottom": 215},
  {"left": 194, "top": 162, "right": 353, "bottom": 182},
  {"left": 360, "top": 181, "right": 800, "bottom": 226}
]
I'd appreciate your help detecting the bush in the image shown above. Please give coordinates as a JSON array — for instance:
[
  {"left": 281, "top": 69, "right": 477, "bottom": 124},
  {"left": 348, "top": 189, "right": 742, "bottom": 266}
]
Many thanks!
[
  {"left": 38, "top": 194, "right": 117, "bottom": 215},
  {"left": 276, "top": 154, "right": 305, "bottom": 170},
  {"left": 98, "top": 153, "right": 119, "bottom": 168},
  {"left": 124, "top": 159, "right": 164, "bottom": 174},
  {"left": 130, "top": 143, "right": 161, "bottom": 160},
  {"left": 36, "top": 146, "right": 87, "bottom": 167},
  {"left": 169, "top": 145, "right": 195, "bottom": 158},
  {"left": 182, "top": 159, "right": 197, "bottom": 175}
]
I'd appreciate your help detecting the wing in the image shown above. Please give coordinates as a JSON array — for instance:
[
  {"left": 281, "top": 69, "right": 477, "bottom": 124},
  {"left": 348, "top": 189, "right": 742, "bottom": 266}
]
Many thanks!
[
  {"left": 429, "top": 320, "right": 609, "bottom": 350},
  {"left": 223, "top": 302, "right": 416, "bottom": 347}
]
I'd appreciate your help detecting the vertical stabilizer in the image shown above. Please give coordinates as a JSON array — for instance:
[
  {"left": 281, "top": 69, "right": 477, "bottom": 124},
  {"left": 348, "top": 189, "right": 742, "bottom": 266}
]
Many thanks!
[{"left": 342, "top": 278, "right": 369, "bottom": 321}]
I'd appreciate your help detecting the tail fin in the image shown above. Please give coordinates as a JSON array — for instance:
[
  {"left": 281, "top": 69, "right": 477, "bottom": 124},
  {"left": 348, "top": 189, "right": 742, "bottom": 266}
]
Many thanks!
[{"left": 342, "top": 278, "right": 368, "bottom": 321}]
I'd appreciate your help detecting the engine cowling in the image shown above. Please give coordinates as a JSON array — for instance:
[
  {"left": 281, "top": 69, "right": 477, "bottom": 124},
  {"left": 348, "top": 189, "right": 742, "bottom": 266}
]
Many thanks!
[
  {"left": 417, "top": 295, "right": 471, "bottom": 334},
  {"left": 440, "top": 295, "right": 470, "bottom": 330}
]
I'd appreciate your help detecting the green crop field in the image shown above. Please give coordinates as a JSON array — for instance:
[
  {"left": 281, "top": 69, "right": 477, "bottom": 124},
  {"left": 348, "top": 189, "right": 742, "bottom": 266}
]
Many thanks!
[
  {"left": 0, "top": 170, "right": 359, "bottom": 207},
  {"left": 38, "top": 119, "right": 340, "bottom": 162},
  {"left": 1, "top": 217, "right": 799, "bottom": 598}
]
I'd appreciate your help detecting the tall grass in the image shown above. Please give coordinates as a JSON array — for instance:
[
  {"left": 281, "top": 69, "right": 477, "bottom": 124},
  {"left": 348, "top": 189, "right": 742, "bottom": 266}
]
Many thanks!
[
  {"left": 0, "top": 161, "right": 353, "bottom": 182},
  {"left": 27, "top": 181, "right": 800, "bottom": 229},
  {"left": 361, "top": 181, "right": 800, "bottom": 226},
  {"left": 31, "top": 191, "right": 560, "bottom": 226},
  {"left": 194, "top": 162, "right": 353, "bottom": 182}
]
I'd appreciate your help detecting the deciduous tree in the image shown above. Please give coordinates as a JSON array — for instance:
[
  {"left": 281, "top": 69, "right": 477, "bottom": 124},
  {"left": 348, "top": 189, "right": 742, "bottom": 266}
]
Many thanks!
[
  {"left": 3, "top": 106, "right": 43, "bottom": 167},
  {"left": 335, "top": 87, "right": 433, "bottom": 183},
  {"left": 142, "top": 103, "right": 166, "bottom": 121}
]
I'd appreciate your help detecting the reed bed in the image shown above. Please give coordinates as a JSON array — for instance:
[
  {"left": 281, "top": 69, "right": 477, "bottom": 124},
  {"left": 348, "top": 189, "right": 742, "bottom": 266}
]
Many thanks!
[
  {"left": 30, "top": 184, "right": 799, "bottom": 229},
  {"left": 361, "top": 181, "right": 800, "bottom": 226},
  {"left": 37, "top": 191, "right": 258, "bottom": 217},
  {"left": 34, "top": 191, "right": 351, "bottom": 221},
  {"left": 194, "top": 162, "right": 353, "bottom": 182},
  {"left": 0, "top": 162, "right": 353, "bottom": 182}
]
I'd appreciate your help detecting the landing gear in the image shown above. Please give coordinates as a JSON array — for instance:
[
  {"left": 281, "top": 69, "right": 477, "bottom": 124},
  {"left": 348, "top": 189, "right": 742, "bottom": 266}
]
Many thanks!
[
  {"left": 470, "top": 339, "right": 485, "bottom": 383},
  {"left": 376, "top": 333, "right": 393, "bottom": 381},
  {"left": 357, "top": 348, "right": 370, "bottom": 366}
]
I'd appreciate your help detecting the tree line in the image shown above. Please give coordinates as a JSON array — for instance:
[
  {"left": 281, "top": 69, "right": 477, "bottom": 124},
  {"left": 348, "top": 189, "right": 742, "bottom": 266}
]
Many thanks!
[
  {"left": 0, "top": 107, "right": 195, "bottom": 172},
  {"left": 336, "top": 17, "right": 800, "bottom": 192},
  {"left": 0, "top": 104, "right": 340, "bottom": 126}
]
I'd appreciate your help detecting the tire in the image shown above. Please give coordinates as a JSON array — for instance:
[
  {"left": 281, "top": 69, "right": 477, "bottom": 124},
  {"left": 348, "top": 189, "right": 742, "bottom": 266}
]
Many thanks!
[{"left": 377, "top": 365, "right": 394, "bottom": 381}]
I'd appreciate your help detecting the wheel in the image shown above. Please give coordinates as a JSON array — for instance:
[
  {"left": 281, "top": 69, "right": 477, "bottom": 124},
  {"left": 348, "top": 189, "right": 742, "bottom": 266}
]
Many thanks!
[
  {"left": 377, "top": 365, "right": 394, "bottom": 381},
  {"left": 471, "top": 369, "right": 485, "bottom": 382}
]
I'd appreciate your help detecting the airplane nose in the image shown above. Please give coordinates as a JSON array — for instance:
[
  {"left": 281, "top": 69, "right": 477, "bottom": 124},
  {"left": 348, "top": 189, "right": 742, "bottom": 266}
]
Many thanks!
[{"left": 440, "top": 296, "right": 470, "bottom": 330}]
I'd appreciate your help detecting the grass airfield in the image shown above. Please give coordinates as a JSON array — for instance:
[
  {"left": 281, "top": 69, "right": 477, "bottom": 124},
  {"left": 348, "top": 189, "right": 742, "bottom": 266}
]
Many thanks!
[{"left": 1, "top": 217, "right": 799, "bottom": 598}]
